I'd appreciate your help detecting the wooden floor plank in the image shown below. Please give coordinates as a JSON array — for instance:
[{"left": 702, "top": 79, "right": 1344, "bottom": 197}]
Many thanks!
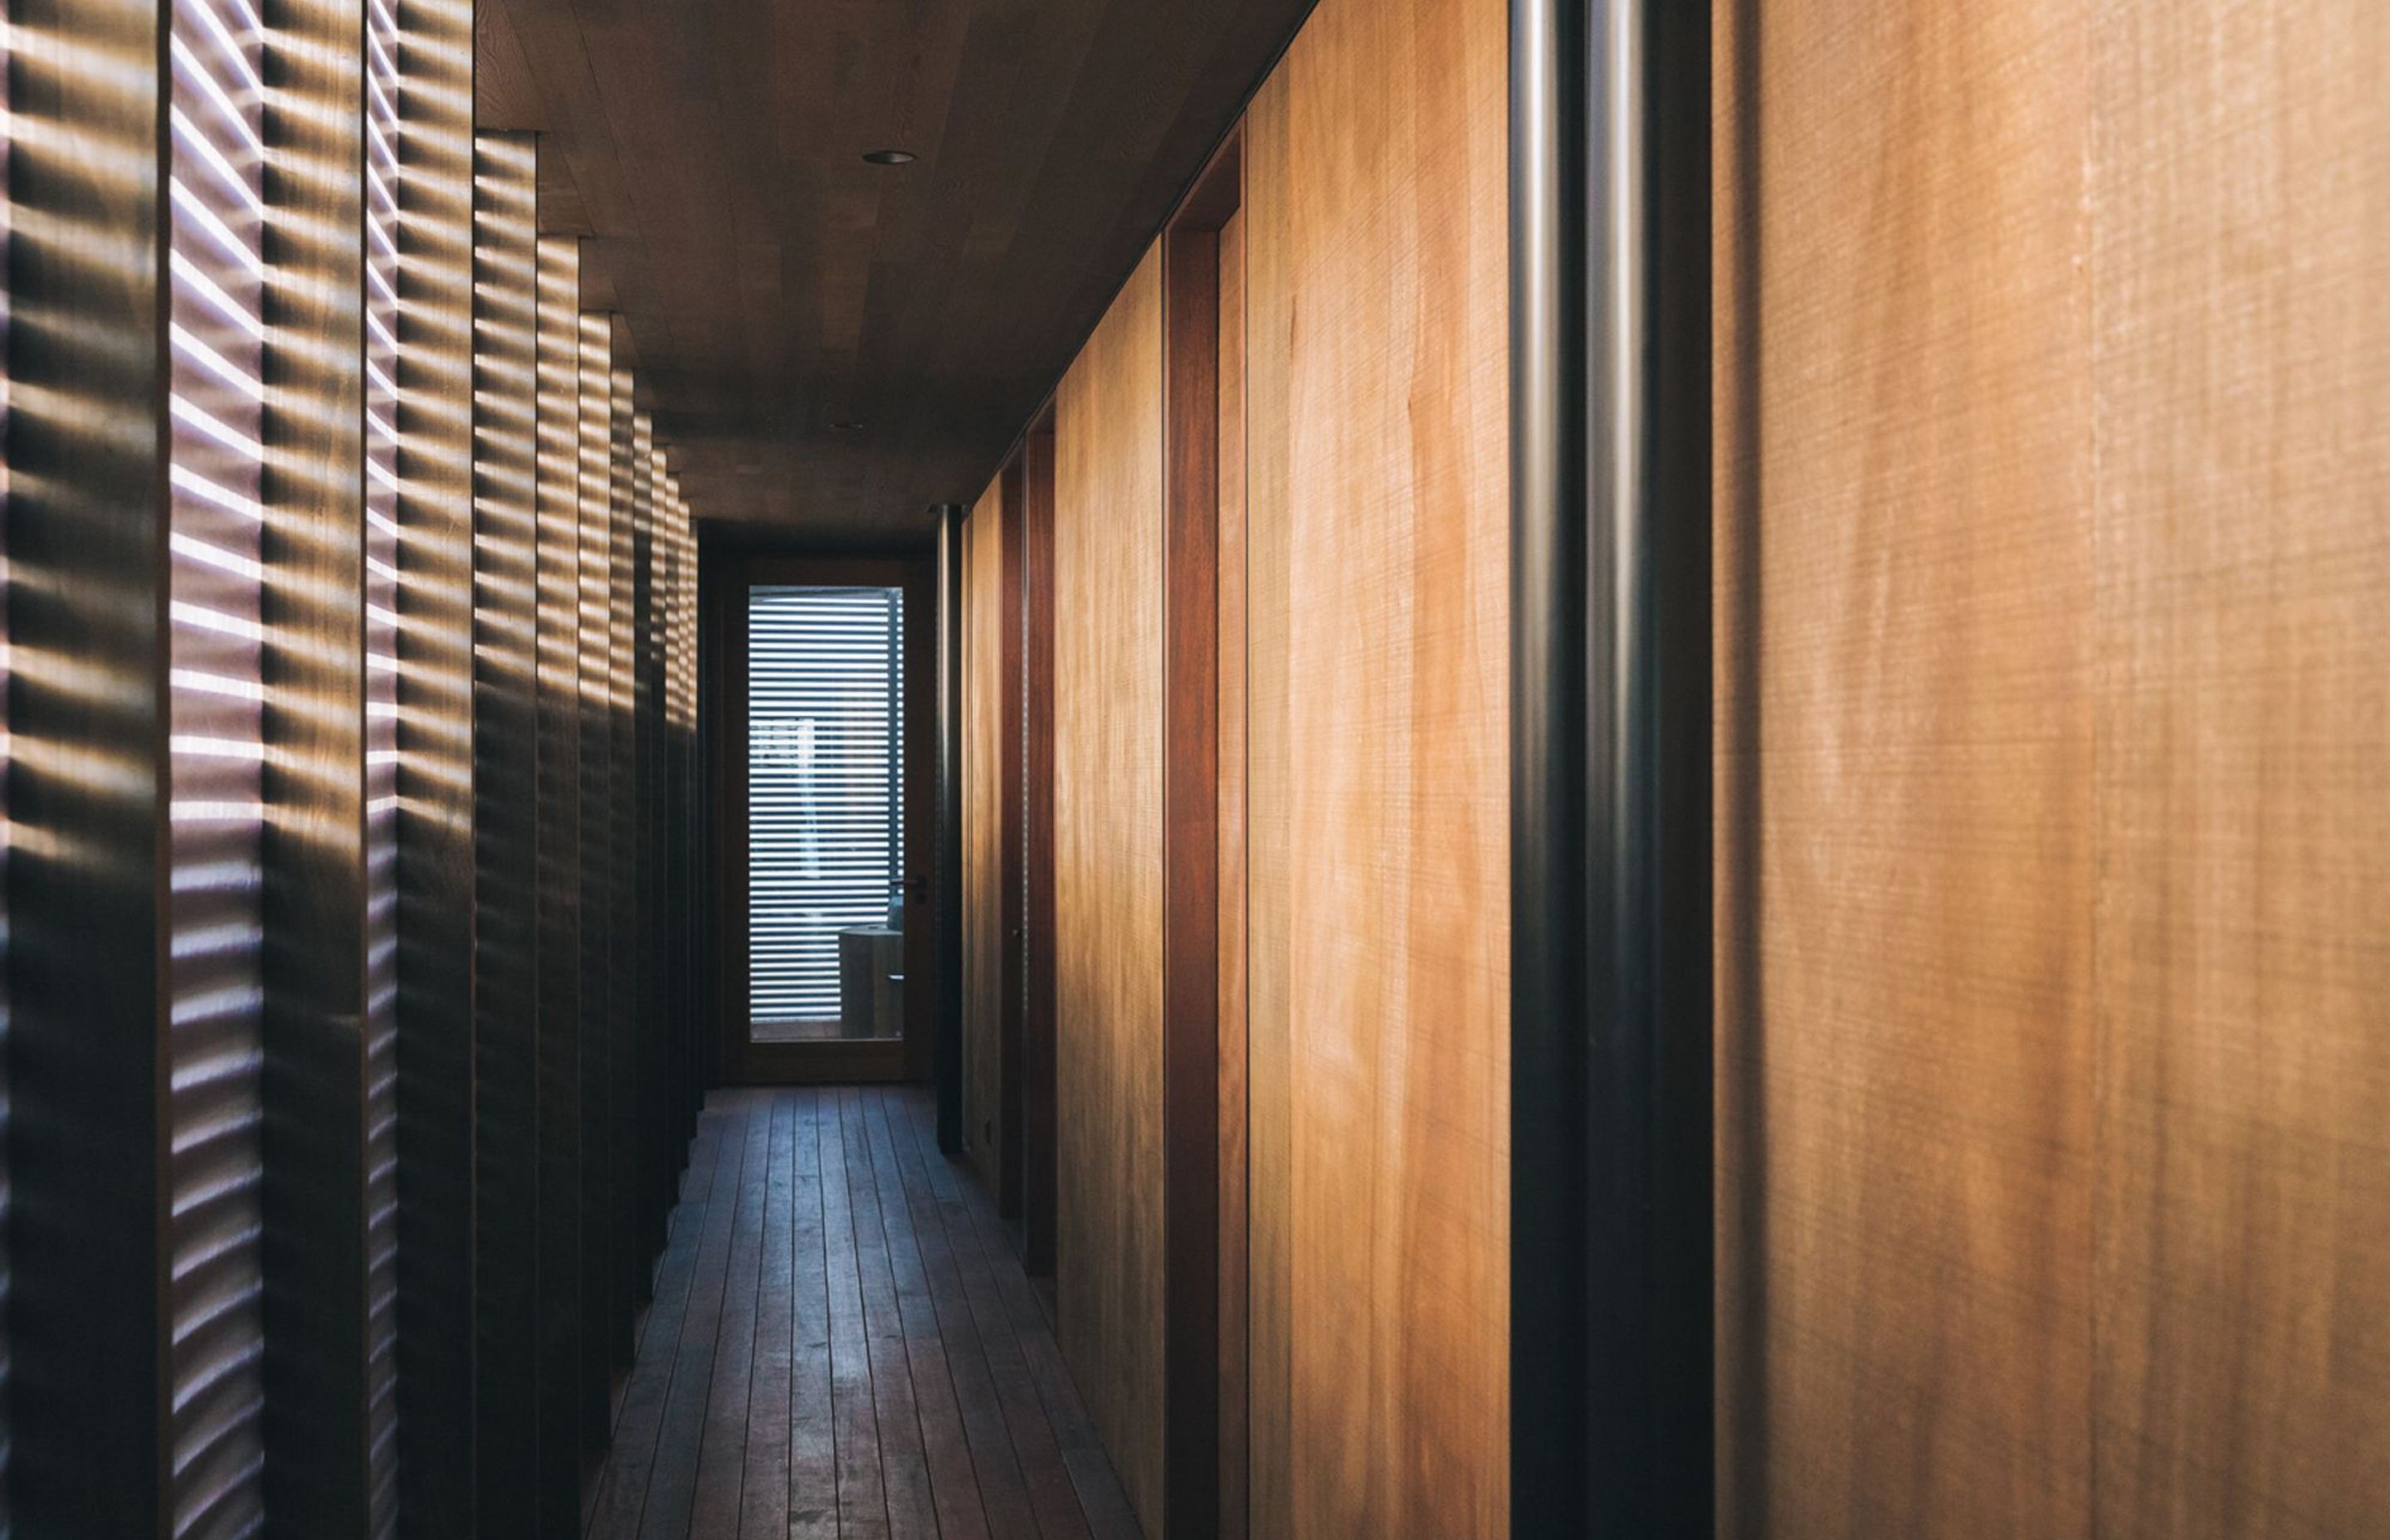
[
  {"left": 586, "top": 1107, "right": 733, "bottom": 1538},
  {"left": 590, "top": 1087, "right": 1142, "bottom": 1540},
  {"left": 886, "top": 1085, "right": 1089, "bottom": 1540},
  {"left": 841, "top": 1087, "right": 943, "bottom": 1538},
  {"left": 898, "top": 1094, "right": 1144, "bottom": 1540},
  {"left": 739, "top": 1094, "right": 795, "bottom": 1539},
  {"left": 821, "top": 1086, "right": 891, "bottom": 1538},
  {"left": 788, "top": 1091, "right": 840, "bottom": 1540},
  {"left": 689, "top": 1094, "right": 773, "bottom": 1533},
  {"left": 861, "top": 1089, "right": 1002, "bottom": 1540},
  {"left": 633, "top": 1092, "right": 756, "bottom": 1540}
]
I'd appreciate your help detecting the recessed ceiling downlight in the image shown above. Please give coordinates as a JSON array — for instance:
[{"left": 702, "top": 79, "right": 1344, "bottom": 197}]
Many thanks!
[{"left": 861, "top": 149, "right": 916, "bottom": 165}]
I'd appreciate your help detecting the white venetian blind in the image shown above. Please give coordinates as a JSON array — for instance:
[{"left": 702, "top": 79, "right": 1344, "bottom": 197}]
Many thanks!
[
  {"left": 164, "top": 0, "right": 270, "bottom": 1532},
  {"left": 747, "top": 585, "right": 904, "bottom": 1026}
]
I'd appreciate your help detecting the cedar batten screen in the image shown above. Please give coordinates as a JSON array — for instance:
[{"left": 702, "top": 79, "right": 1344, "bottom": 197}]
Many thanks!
[
  {"left": 395, "top": 1, "right": 478, "bottom": 1533},
  {"left": 5, "top": 0, "right": 174, "bottom": 1530},
  {"left": 0, "top": 11, "right": 708, "bottom": 1516},
  {"left": 167, "top": 0, "right": 274, "bottom": 1527},
  {"left": 467, "top": 129, "right": 542, "bottom": 1535},
  {"left": 530, "top": 229, "right": 588, "bottom": 1528},
  {"left": 573, "top": 308, "right": 621, "bottom": 1443},
  {"left": 255, "top": 0, "right": 378, "bottom": 1526}
]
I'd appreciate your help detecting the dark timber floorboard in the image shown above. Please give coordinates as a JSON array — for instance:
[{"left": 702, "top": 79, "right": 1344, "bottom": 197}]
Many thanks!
[{"left": 589, "top": 1086, "right": 1140, "bottom": 1539}]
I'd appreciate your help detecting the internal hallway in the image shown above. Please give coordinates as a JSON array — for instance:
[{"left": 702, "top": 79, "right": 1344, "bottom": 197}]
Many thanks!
[
  {"left": 587, "top": 1089, "right": 1139, "bottom": 1540},
  {"left": 0, "top": 0, "right": 2383, "bottom": 1536}
]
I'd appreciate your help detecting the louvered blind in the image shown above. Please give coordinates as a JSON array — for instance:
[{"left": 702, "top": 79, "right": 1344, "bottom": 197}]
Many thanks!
[
  {"left": 747, "top": 585, "right": 905, "bottom": 1026},
  {"left": 164, "top": 0, "right": 270, "bottom": 1531}
]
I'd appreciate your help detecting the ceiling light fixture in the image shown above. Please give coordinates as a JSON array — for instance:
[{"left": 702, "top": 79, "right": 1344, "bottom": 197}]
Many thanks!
[
  {"left": 861, "top": 149, "right": 916, "bottom": 166},
  {"left": 830, "top": 420, "right": 866, "bottom": 432}
]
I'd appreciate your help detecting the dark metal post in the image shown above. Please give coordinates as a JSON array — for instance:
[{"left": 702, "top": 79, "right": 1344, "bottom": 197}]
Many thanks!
[
  {"left": 1511, "top": 0, "right": 1711, "bottom": 1533},
  {"left": 935, "top": 504, "right": 968, "bottom": 1153}
]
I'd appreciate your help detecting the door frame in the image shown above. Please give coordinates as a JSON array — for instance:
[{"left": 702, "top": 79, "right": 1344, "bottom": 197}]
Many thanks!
[
  {"left": 709, "top": 549, "right": 938, "bottom": 1084},
  {"left": 1160, "top": 129, "right": 1244, "bottom": 1539},
  {"left": 1021, "top": 421, "right": 1061, "bottom": 1276}
]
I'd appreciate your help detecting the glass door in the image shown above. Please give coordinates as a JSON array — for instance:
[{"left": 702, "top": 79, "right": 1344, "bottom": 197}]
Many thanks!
[
  {"left": 746, "top": 583, "right": 905, "bottom": 1039},
  {"left": 720, "top": 557, "right": 931, "bottom": 1081}
]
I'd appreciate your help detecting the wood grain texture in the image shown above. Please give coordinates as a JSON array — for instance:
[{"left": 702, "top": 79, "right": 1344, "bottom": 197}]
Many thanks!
[
  {"left": 963, "top": 475, "right": 1007, "bottom": 1185},
  {"left": 256, "top": 2, "right": 378, "bottom": 1526},
  {"left": 1238, "top": 0, "right": 1510, "bottom": 1531},
  {"left": 1717, "top": 0, "right": 2390, "bottom": 1532},
  {"left": 471, "top": 0, "right": 1313, "bottom": 537},
  {"left": 1052, "top": 241, "right": 1168, "bottom": 1536},
  {"left": 1022, "top": 428, "right": 1061, "bottom": 1279},
  {"left": 1240, "top": 67, "right": 1294, "bottom": 1540},
  {"left": 576, "top": 310, "right": 622, "bottom": 1448},
  {"left": 999, "top": 455, "right": 1029, "bottom": 1221},
  {"left": 532, "top": 231, "right": 589, "bottom": 1533},
  {"left": 583, "top": 1087, "right": 1142, "bottom": 1538},
  {"left": 467, "top": 130, "right": 544, "bottom": 1538},
  {"left": 1214, "top": 204, "right": 1250, "bottom": 1540},
  {"left": 1712, "top": 3, "right": 2098, "bottom": 1535},
  {"left": 2088, "top": 1, "right": 2390, "bottom": 1532},
  {"left": 0, "top": 2, "right": 174, "bottom": 1526},
  {"left": 394, "top": 11, "right": 481, "bottom": 1531}
]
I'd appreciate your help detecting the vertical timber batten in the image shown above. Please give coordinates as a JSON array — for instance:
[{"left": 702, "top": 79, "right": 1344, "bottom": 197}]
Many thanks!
[
  {"left": 2, "top": 0, "right": 173, "bottom": 1529},
  {"left": 257, "top": 0, "right": 377, "bottom": 1530},
  {"left": 533, "top": 231, "right": 588, "bottom": 1527},
  {"left": 465, "top": 129, "right": 542, "bottom": 1537},
  {"left": 395, "top": 6, "right": 481, "bottom": 1533}
]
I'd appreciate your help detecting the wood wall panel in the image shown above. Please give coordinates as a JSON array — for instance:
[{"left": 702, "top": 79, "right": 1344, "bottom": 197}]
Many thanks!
[
  {"left": 1715, "top": 0, "right": 2389, "bottom": 1534},
  {"left": 1712, "top": 3, "right": 2097, "bottom": 1535},
  {"left": 2088, "top": 1, "right": 2390, "bottom": 1532},
  {"left": 1022, "top": 428, "right": 1061, "bottom": 1277},
  {"left": 1214, "top": 204, "right": 1249, "bottom": 1540},
  {"left": 999, "top": 456, "right": 1029, "bottom": 1219},
  {"left": 1052, "top": 243, "right": 1167, "bottom": 1535},
  {"left": 1241, "top": 0, "right": 1510, "bottom": 1529},
  {"left": 963, "top": 475, "right": 1007, "bottom": 1181}
]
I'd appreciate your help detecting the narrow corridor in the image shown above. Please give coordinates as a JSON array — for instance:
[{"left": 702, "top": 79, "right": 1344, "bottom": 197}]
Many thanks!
[{"left": 585, "top": 1089, "right": 1141, "bottom": 1540}]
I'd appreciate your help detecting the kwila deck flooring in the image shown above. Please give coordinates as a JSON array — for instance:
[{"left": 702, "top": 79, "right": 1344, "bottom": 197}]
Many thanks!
[{"left": 585, "top": 1086, "right": 1143, "bottom": 1539}]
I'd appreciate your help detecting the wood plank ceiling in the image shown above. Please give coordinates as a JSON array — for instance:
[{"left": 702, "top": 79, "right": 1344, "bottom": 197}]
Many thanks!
[{"left": 476, "top": 0, "right": 1314, "bottom": 541}]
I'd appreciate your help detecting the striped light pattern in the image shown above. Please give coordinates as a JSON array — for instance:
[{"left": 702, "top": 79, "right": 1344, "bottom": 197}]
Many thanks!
[
  {"left": 164, "top": 0, "right": 271, "bottom": 1531},
  {"left": 360, "top": 0, "right": 403, "bottom": 1526},
  {"left": 747, "top": 585, "right": 906, "bottom": 1026},
  {"left": 0, "top": 15, "right": 708, "bottom": 1534}
]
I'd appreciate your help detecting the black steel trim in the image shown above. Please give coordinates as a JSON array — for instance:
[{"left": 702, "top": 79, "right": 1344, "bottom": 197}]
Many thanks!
[
  {"left": 1511, "top": 0, "right": 1712, "bottom": 1533},
  {"left": 935, "top": 504, "right": 968, "bottom": 1154}
]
